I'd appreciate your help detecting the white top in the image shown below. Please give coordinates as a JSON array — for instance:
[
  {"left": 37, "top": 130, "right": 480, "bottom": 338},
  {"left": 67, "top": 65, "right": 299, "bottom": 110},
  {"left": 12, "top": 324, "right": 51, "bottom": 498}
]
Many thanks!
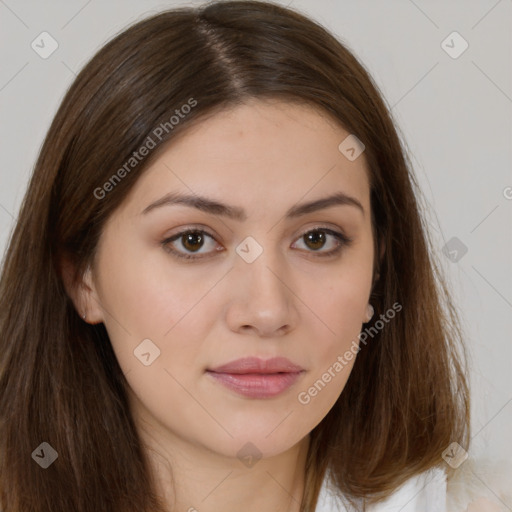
[{"left": 315, "top": 467, "right": 447, "bottom": 512}]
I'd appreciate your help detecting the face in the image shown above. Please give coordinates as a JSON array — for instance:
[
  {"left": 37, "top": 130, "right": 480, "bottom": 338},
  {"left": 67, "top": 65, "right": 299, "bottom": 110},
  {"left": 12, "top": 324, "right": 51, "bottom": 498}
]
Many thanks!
[{"left": 81, "top": 98, "right": 375, "bottom": 461}]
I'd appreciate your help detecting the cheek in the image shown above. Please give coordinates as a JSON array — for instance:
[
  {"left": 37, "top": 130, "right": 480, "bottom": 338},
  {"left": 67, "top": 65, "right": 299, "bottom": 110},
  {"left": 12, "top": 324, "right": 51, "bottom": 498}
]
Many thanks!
[
  {"left": 95, "top": 242, "right": 223, "bottom": 376},
  {"left": 302, "top": 287, "right": 364, "bottom": 380},
  {"left": 305, "top": 260, "right": 372, "bottom": 345},
  {"left": 294, "top": 259, "right": 372, "bottom": 404},
  {"left": 294, "top": 288, "right": 363, "bottom": 420}
]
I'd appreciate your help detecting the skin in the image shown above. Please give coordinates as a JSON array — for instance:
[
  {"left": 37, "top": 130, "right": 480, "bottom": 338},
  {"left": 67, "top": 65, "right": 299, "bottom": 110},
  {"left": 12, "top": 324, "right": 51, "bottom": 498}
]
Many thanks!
[{"left": 70, "top": 98, "right": 376, "bottom": 512}]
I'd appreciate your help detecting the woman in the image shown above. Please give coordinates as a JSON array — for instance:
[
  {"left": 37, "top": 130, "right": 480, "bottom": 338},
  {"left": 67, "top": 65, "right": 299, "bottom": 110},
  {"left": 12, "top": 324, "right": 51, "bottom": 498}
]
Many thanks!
[{"left": 0, "top": 1, "right": 469, "bottom": 511}]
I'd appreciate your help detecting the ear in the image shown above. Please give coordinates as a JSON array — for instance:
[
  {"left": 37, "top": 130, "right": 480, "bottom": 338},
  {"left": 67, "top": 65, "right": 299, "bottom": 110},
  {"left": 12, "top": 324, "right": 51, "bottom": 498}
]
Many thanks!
[{"left": 60, "top": 253, "right": 104, "bottom": 324}]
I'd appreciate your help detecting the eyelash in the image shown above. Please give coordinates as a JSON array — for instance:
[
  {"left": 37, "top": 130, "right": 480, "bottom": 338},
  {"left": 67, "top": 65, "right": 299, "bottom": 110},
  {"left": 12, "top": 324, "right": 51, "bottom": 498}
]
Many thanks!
[{"left": 161, "top": 226, "right": 353, "bottom": 261}]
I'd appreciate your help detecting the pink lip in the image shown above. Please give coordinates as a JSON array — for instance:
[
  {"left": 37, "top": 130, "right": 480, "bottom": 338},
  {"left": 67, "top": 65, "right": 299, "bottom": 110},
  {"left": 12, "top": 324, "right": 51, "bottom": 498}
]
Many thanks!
[
  {"left": 208, "top": 356, "right": 304, "bottom": 374},
  {"left": 206, "top": 357, "right": 305, "bottom": 399}
]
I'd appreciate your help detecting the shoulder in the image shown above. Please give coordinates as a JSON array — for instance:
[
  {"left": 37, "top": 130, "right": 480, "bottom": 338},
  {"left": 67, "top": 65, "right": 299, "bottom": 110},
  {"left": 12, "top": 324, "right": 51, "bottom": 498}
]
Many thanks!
[
  {"left": 316, "top": 467, "right": 446, "bottom": 512},
  {"left": 446, "top": 458, "right": 511, "bottom": 512},
  {"left": 316, "top": 459, "right": 512, "bottom": 512}
]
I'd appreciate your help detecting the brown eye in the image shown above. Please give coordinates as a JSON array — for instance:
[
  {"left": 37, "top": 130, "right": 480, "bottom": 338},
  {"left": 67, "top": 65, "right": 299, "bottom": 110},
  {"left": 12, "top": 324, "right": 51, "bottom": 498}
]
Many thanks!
[
  {"left": 162, "top": 229, "right": 220, "bottom": 260},
  {"left": 292, "top": 228, "right": 353, "bottom": 258},
  {"left": 162, "top": 226, "right": 352, "bottom": 262},
  {"left": 303, "top": 230, "right": 327, "bottom": 251},
  {"left": 181, "top": 231, "right": 205, "bottom": 252}
]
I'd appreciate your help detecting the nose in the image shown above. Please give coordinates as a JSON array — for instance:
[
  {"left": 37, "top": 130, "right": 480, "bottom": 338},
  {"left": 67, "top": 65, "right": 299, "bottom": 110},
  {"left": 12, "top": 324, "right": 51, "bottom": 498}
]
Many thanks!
[{"left": 224, "top": 249, "right": 299, "bottom": 338}]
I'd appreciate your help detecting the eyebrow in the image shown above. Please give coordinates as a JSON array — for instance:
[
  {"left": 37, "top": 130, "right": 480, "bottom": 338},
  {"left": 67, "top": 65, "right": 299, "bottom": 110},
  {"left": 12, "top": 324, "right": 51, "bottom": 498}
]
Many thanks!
[{"left": 141, "top": 191, "right": 365, "bottom": 219}]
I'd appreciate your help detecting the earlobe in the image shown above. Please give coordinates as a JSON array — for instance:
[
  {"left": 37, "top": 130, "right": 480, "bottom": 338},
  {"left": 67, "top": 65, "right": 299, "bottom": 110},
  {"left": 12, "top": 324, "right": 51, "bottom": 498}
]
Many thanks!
[
  {"left": 59, "top": 254, "right": 104, "bottom": 324},
  {"left": 365, "top": 303, "right": 374, "bottom": 323},
  {"left": 79, "top": 265, "right": 104, "bottom": 324}
]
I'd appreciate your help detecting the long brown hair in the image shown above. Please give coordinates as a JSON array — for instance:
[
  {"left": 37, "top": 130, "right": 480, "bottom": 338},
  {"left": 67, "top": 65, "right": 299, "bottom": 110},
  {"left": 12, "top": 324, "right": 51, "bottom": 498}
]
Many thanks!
[{"left": 0, "top": 1, "right": 469, "bottom": 511}]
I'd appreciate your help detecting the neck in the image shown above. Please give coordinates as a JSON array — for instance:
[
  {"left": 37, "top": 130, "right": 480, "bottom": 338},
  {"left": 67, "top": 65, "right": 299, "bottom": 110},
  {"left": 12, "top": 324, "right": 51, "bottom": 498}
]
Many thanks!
[{"left": 139, "top": 419, "right": 311, "bottom": 512}]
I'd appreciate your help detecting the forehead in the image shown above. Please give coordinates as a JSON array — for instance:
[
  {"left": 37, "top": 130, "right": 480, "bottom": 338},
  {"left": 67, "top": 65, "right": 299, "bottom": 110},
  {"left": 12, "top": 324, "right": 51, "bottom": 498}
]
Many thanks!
[{"left": 122, "top": 98, "right": 370, "bottom": 217}]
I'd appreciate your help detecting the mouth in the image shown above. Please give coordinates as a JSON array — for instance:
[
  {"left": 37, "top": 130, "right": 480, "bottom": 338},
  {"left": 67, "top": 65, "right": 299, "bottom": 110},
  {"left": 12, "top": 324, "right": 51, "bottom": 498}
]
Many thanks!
[{"left": 206, "top": 357, "right": 305, "bottom": 399}]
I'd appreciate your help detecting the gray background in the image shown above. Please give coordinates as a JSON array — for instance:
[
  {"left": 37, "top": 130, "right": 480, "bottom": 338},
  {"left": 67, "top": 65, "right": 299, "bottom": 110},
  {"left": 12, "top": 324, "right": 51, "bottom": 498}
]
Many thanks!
[{"left": 1, "top": 0, "right": 511, "bottom": 502}]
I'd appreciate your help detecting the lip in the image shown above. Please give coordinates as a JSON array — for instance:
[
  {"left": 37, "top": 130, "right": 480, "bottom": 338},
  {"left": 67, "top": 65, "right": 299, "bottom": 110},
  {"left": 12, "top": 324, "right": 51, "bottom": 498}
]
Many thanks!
[
  {"left": 206, "top": 357, "right": 305, "bottom": 399},
  {"left": 208, "top": 356, "right": 304, "bottom": 374}
]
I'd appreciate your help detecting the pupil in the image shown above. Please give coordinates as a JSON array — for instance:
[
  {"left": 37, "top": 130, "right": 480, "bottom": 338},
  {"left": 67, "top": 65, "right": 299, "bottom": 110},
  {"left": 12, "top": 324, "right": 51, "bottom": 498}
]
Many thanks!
[
  {"left": 305, "top": 231, "right": 325, "bottom": 250},
  {"left": 183, "top": 232, "right": 203, "bottom": 251}
]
